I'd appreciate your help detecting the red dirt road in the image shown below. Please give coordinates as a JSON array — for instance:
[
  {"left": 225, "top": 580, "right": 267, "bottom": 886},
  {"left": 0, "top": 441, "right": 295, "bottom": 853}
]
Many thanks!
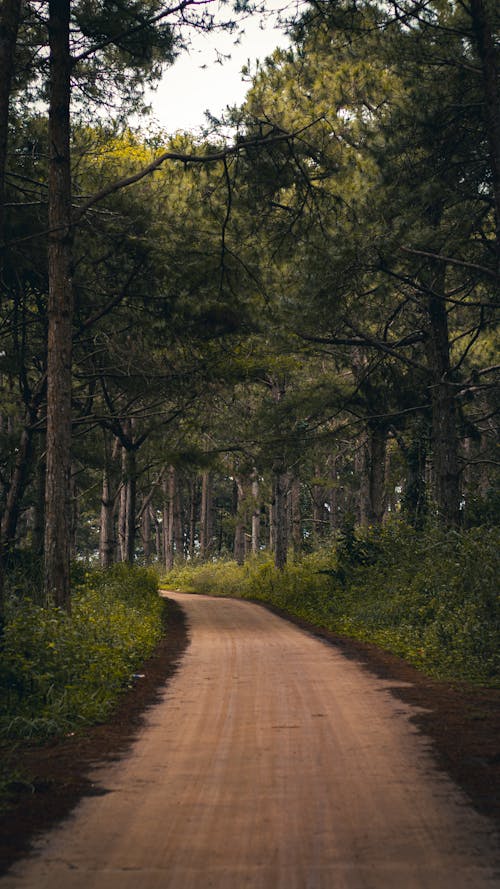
[{"left": 1, "top": 592, "right": 499, "bottom": 888}]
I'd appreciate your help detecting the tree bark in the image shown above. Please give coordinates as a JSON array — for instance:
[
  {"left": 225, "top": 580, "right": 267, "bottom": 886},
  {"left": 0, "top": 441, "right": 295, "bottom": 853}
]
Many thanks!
[{"left": 44, "top": 0, "right": 73, "bottom": 608}]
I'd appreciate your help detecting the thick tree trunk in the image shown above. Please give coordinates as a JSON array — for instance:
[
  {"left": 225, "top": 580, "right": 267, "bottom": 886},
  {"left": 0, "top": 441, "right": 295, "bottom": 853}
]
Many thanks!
[
  {"left": 44, "top": 0, "right": 73, "bottom": 608},
  {"left": 0, "top": 0, "right": 21, "bottom": 266}
]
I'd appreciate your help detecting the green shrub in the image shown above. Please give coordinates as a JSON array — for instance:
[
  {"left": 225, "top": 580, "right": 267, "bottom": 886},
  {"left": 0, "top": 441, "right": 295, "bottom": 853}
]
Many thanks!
[{"left": 0, "top": 564, "right": 163, "bottom": 738}]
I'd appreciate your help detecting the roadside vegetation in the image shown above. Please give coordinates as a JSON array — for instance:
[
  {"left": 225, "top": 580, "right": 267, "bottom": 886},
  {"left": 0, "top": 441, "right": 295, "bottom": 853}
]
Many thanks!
[
  {"left": 0, "top": 565, "right": 163, "bottom": 741},
  {"left": 163, "top": 521, "right": 500, "bottom": 687}
]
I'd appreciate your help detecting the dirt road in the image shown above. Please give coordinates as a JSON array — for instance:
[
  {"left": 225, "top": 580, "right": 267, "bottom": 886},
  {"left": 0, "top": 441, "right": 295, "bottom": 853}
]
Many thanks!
[{"left": 2, "top": 592, "right": 499, "bottom": 888}]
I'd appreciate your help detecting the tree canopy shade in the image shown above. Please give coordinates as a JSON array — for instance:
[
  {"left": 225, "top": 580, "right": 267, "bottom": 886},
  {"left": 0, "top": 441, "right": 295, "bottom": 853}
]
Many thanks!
[{"left": 0, "top": 0, "right": 498, "bottom": 615}]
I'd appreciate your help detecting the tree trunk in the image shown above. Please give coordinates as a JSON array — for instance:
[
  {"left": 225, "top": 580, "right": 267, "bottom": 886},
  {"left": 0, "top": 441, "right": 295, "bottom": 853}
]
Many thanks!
[
  {"left": 425, "top": 289, "right": 461, "bottom": 526},
  {"left": 233, "top": 478, "right": 246, "bottom": 566},
  {"left": 44, "top": 0, "right": 73, "bottom": 608},
  {"left": 188, "top": 479, "right": 197, "bottom": 558},
  {"left": 290, "top": 475, "right": 302, "bottom": 555},
  {"left": 153, "top": 509, "right": 161, "bottom": 562},
  {"left": 366, "top": 423, "right": 387, "bottom": 525},
  {"left": 199, "top": 471, "right": 213, "bottom": 559},
  {"left": 99, "top": 466, "right": 115, "bottom": 567},
  {"left": 268, "top": 502, "right": 274, "bottom": 552},
  {"left": 0, "top": 0, "right": 21, "bottom": 266},
  {"left": 328, "top": 455, "right": 339, "bottom": 532},
  {"left": 117, "top": 450, "right": 127, "bottom": 561},
  {"left": 162, "top": 470, "right": 174, "bottom": 571},
  {"left": 251, "top": 471, "right": 260, "bottom": 555},
  {"left": 1, "top": 424, "right": 34, "bottom": 557},
  {"left": 173, "top": 471, "right": 183, "bottom": 558},
  {"left": 312, "top": 465, "right": 327, "bottom": 543},
  {"left": 272, "top": 465, "right": 288, "bottom": 570},
  {"left": 395, "top": 425, "right": 428, "bottom": 528},
  {"left": 123, "top": 447, "right": 136, "bottom": 564},
  {"left": 141, "top": 499, "right": 151, "bottom": 562},
  {"left": 31, "top": 448, "right": 46, "bottom": 557},
  {"left": 355, "top": 433, "right": 369, "bottom": 527},
  {"left": 69, "top": 463, "right": 78, "bottom": 559}
]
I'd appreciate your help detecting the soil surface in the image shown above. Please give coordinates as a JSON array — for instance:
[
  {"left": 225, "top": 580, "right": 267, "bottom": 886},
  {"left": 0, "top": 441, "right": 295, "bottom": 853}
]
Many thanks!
[{"left": 0, "top": 592, "right": 499, "bottom": 883}]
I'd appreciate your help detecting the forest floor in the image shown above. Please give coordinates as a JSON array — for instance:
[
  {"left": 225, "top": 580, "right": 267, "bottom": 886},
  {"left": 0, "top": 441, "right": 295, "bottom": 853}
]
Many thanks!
[{"left": 0, "top": 595, "right": 499, "bottom": 878}]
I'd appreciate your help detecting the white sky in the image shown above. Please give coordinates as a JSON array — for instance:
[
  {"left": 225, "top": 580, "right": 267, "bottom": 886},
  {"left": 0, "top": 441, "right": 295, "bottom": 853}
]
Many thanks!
[{"left": 146, "top": 2, "right": 296, "bottom": 134}]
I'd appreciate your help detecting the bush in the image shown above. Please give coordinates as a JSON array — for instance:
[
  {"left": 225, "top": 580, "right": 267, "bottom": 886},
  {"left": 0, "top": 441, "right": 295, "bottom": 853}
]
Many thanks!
[{"left": 0, "top": 564, "right": 164, "bottom": 738}]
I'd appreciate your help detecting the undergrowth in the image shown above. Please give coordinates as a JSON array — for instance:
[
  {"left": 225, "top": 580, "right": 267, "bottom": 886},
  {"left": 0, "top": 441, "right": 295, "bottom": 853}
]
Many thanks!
[
  {"left": 163, "top": 522, "right": 499, "bottom": 686},
  {"left": 0, "top": 564, "right": 164, "bottom": 739}
]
